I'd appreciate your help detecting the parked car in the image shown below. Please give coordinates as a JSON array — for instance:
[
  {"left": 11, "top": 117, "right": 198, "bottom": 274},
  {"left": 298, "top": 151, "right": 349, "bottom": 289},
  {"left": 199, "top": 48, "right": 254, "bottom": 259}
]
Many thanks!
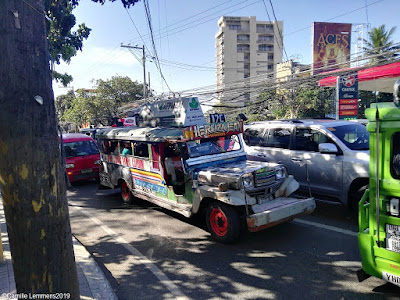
[
  {"left": 243, "top": 119, "right": 370, "bottom": 212},
  {"left": 62, "top": 133, "right": 101, "bottom": 182}
]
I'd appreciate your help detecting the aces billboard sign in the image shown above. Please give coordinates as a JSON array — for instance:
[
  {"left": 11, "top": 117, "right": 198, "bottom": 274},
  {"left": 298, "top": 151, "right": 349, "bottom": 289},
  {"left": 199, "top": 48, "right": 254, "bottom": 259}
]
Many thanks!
[{"left": 336, "top": 74, "right": 358, "bottom": 119}]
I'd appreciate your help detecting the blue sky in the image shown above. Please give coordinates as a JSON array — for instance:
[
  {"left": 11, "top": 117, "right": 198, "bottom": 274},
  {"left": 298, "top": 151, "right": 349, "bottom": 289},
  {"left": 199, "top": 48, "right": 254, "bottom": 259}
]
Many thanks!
[{"left": 52, "top": 0, "right": 399, "bottom": 98}]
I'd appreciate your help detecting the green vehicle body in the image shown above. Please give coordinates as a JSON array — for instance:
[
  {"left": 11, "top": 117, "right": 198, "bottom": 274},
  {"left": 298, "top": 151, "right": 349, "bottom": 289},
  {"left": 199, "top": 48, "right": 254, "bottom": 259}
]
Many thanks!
[{"left": 358, "top": 99, "right": 400, "bottom": 285}]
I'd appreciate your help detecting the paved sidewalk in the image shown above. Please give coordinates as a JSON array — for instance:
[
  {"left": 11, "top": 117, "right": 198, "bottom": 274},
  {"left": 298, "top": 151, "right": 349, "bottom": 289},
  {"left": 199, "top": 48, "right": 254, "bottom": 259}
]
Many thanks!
[{"left": 0, "top": 201, "right": 117, "bottom": 300}]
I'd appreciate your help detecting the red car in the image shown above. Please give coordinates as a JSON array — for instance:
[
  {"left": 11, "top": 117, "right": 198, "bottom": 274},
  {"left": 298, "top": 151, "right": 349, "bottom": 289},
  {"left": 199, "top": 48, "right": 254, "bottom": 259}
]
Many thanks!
[{"left": 62, "top": 133, "right": 101, "bottom": 182}]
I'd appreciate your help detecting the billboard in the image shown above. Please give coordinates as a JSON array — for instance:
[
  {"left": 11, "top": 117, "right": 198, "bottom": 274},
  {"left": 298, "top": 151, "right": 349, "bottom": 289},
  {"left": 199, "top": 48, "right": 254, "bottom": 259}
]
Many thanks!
[
  {"left": 312, "top": 22, "right": 352, "bottom": 75},
  {"left": 336, "top": 74, "right": 358, "bottom": 120}
]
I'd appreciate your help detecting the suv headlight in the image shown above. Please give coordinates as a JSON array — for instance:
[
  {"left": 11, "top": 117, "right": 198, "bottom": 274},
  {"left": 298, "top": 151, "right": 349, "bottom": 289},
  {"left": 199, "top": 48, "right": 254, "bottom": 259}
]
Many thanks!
[
  {"left": 94, "top": 159, "right": 101, "bottom": 165},
  {"left": 275, "top": 166, "right": 288, "bottom": 180},
  {"left": 65, "top": 163, "right": 74, "bottom": 169},
  {"left": 242, "top": 173, "right": 254, "bottom": 188}
]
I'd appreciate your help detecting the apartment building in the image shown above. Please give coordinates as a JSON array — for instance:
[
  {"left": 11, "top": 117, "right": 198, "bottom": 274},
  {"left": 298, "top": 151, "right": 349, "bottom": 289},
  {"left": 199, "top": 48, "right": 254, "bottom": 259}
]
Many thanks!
[{"left": 215, "top": 16, "right": 283, "bottom": 106}]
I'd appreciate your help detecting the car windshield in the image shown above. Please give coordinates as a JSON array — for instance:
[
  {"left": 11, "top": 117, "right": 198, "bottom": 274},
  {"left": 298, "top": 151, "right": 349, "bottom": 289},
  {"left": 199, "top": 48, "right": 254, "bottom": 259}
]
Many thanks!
[
  {"left": 186, "top": 134, "right": 241, "bottom": 158},
  {"left": 327, "top": 123, "right": 369, "bottom": 150},
  {"left": 64, "top": 140, "right": 99, "bottom": 158}
]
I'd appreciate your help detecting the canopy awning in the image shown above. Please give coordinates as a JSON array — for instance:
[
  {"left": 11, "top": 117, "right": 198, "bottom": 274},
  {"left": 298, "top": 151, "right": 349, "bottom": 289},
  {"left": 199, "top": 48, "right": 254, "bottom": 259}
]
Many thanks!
[{"left": 318, "top": 62, "right": 400, "bottom": 93}]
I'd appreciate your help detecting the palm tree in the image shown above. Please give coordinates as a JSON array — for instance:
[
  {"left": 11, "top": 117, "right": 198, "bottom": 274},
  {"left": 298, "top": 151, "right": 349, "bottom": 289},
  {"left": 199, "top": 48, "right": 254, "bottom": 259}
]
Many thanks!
[{"left": 362, "top": 25, "right": 398, "bottom": 64}]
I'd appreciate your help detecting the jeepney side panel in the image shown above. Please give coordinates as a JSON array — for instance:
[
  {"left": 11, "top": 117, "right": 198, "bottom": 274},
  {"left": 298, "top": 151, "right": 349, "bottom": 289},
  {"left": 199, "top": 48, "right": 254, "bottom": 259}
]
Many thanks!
[{"left": 101, "top": 146, "right": 196, "bottom": 205}]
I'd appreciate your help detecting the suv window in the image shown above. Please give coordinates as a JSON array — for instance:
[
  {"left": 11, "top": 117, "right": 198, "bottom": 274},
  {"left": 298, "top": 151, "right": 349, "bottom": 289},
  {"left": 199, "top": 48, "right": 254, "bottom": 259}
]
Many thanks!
[
  {"left": 265, "top": 128, "right": 291, "bottom": 149},
  {"left": 295, "top": 128, "right": 334, "bottom": 152},
  {"left": 243, "top": 128, "right": 266, "bottom": 146},
  {"left": 327, "top": 123, "right": 369, "bottom": 150}
]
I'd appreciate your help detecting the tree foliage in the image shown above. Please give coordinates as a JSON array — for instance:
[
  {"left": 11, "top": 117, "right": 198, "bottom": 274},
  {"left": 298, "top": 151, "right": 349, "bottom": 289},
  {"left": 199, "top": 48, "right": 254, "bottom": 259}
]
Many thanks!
[
  {"left": 362, "top": 25, "right": 398, "bottom": 64},
  {"left": 247, "top": 86, "right": 333, "bottom": 121},
  {"left": 58, "top": 75, "right": 142, "bottom": 126},
  {"left": 45, "top": 0, "right": 91, "bottom": 86}
]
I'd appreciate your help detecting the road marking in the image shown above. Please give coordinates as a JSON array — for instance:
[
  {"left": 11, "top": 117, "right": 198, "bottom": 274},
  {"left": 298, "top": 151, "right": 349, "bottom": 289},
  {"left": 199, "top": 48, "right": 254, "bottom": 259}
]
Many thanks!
[
  {"left": 293, "top": 219, "right": 358, "bottom": 237},
  {"left": 71, "top": 204, "right": 188, "bottom": 300}
]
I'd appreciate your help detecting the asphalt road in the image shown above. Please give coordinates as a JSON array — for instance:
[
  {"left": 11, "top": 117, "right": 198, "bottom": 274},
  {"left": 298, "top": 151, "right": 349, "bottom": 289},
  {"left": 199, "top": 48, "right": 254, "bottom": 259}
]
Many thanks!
[{"left": 67, "top": 181, "right": 400, "bottom": 299}]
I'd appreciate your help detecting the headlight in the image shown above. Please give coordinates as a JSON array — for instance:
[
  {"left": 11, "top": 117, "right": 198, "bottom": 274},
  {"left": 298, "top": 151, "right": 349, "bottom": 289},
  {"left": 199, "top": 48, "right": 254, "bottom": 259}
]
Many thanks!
[
  {"left": 242, "top": 173, "right": 254, "bottom": 188},
  {"left": 94, "top": 159, "right": 101, "bottom": 165},
  {"left": 65, "top": 163, "right": 74, "bottom": 169},
  {"left": 275, "top": 166, "right": 288, "bottom": 179}
]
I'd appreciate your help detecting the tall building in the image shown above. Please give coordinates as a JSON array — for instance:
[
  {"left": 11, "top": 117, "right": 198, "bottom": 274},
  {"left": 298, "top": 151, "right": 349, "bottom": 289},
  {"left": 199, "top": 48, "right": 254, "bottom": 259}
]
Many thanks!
[{"left": 215, "top": 16, "right": 283, "bottom": 106}]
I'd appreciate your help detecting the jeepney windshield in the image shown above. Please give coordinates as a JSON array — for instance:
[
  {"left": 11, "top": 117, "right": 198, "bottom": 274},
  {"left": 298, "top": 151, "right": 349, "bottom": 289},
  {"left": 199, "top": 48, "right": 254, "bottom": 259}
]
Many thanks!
[{"left": 186, "top": 134, "right": 241, "bottom": 158}]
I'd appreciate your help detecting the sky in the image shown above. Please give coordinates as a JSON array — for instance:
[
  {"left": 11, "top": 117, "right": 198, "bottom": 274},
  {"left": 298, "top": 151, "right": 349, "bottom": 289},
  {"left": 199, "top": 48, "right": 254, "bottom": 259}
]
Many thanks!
[{"left": 52, "top": 0, "right": 400, "bottom": 98}]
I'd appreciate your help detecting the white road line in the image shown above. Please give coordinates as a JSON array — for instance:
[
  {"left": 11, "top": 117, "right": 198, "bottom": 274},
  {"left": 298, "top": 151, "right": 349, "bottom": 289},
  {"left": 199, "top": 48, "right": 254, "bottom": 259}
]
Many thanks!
[
  {"left": 293, "top": 219, "right": 358, "bottom": 237},
  {"left": 71, "top": 204, "right": 189, "bottom": 300}
]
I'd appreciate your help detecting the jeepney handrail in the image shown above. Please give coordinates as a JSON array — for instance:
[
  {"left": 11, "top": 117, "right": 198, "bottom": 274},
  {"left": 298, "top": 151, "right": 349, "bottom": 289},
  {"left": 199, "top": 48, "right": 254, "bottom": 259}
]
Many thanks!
[{"left": 359, "top": 189, "right": 370, "bottom": 233}]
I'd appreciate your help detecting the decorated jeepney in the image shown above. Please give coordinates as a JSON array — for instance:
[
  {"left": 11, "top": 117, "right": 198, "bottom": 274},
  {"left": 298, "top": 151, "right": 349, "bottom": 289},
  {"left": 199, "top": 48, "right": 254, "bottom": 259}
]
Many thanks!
[
  {"left": 96, "top": 98, "right": 315, "bottom": 243},
  {"left": 358, "top": 79, "right": 400, "bottom": 286}
]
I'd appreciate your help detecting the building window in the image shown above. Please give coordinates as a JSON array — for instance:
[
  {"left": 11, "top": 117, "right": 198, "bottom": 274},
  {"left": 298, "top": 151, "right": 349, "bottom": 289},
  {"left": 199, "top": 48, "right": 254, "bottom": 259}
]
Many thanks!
[
  {"left": 244, "top": 73, "right": 250, "bottom": 78},
  {"left": 237, "top": 44, "right": 250, "bottom": 52},
  {"left": 258, "top": 35, "right": 273, "bottom": 42},
  {"left": 258, "top": 44, "right": 273, "bottom": 51},
  {"left": 244, "top": 63, "right": 250, "bottom": 70},
  {"left": 268, "top": 65, "right": 273, "bottom": 70},
  {"left": 268, "top": 54, "right": 274, "bottom": 60},
  {"left": 256, "top": 24, "right": 273, "bottom": 32},
  {"left": 244, "top": 53, "right": 250, "bottom": 61},
  {"left": 237, "top": 34, "right": 250, "bottom": 41},
  {"left": 228, "top": 24, "right": 242, "bottom": 30}
]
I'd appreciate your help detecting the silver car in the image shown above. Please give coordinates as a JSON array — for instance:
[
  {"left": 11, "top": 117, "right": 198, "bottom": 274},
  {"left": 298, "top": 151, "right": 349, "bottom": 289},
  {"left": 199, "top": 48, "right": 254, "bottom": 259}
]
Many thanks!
[{"left": 243, "top": 119, "right": 369, "bottom": 212}]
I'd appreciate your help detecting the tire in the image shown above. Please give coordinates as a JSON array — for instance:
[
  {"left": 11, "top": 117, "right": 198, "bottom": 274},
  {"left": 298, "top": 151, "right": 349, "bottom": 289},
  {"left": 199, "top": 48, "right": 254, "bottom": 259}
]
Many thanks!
[
  {"left": 206, "top": 202, "right": 241, "bottom": 244},
  {"left": 120, "top": 180, "right": 134, "bottom": 204},
  {"left": 349, "top": 184, "right": 368, "bottom": 216}
]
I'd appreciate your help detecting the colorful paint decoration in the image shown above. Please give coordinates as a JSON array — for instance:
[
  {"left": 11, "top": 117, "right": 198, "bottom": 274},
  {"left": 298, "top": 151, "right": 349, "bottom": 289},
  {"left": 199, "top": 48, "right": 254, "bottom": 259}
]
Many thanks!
[
  {"left": 130, "top": 168, "right": 168, "bottom": 196},
  {"left": 184, "top": 121, "right": 243, "bottom": 140}
]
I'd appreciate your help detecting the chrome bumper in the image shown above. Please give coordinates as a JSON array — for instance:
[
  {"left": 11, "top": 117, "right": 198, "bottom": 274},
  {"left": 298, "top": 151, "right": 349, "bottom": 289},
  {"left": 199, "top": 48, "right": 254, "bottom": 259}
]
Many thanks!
[{"left": 246, "top": 197, "right": 315, "bottom": 232}]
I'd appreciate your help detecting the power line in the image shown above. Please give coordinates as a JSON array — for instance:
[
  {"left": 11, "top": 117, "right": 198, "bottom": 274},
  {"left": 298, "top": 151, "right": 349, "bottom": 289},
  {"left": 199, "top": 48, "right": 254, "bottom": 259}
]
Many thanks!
[{"left": 267, "top": 0, "right": 288, "bottom": 61}]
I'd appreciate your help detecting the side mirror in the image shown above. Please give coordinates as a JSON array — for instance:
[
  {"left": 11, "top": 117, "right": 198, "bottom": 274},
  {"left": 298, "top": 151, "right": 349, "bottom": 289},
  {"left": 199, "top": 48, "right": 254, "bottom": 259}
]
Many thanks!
[{"left": 319, "top": 143, "right": 338, "bottom": 154}]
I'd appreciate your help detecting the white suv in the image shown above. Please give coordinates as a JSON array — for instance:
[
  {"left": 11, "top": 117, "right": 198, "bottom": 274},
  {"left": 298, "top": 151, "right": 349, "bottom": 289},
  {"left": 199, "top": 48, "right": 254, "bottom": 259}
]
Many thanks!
[{"left": 243, "top": 119, "right": 369, "bottom": 212}]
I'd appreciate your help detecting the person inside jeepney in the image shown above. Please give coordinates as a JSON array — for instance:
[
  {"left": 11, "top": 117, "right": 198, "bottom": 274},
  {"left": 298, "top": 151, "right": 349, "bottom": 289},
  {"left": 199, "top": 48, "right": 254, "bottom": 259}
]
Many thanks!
[
  {"left": 121, "top": 142, "right": 132, "bottom": 155},
  {"left": 164, "top": 143, "right": 184, "bottom": 184}
]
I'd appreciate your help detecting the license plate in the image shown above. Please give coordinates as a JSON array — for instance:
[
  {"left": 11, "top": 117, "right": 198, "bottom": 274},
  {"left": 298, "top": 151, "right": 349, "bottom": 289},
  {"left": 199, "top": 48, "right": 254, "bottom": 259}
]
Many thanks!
[
  {"left": 386, "top": 224, "right": 400, "bottom": 253},
  {"left": 382, "top": 271, "right": 400, "bottom": 287},
  {"left": 81, "top": 168, "right": 92, "bottom": 174}
]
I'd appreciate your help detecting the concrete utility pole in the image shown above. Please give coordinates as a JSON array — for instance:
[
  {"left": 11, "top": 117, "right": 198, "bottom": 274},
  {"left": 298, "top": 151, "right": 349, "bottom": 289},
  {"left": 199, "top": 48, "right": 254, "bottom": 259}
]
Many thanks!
[{"left": 121, "top": 44, "right": 147, "bottom": 98}]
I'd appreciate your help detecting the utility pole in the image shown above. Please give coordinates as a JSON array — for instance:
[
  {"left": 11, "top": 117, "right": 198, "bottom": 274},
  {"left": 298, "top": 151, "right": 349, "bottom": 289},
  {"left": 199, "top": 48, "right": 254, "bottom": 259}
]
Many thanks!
[{"left": 121, "top": 44, "right": 147, "bottom": 98}]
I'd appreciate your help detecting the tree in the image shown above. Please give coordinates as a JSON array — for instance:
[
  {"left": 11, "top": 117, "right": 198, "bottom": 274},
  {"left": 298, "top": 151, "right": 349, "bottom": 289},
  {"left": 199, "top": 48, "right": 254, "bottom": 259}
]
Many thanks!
[
  {"left": 46, "top": 0, "right": 91, "bottom": 86},
  {"left": 255, "top": 85, "right": 333, "bottom": 120},
  {"left": 362, "top": 25, "right": 398, "bottom": 64},
  {"left": 55, "top": 90, "right": 76, "bottom": 122},
  {"left": 0, "top": 0, "right": 138, "bottom": 295},
  {"left": 59, "top": 76, "right": 142, "bottom": 126},
  {"left": 95, "top": 75, "right": 143, "bottom": 123}
]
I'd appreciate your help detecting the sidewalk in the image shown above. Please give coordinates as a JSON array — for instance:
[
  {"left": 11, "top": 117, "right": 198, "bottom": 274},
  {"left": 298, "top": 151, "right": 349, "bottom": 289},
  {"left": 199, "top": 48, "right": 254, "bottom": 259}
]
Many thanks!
[{"left": 0, "top": 201, "right": 117, "bottom": 300}]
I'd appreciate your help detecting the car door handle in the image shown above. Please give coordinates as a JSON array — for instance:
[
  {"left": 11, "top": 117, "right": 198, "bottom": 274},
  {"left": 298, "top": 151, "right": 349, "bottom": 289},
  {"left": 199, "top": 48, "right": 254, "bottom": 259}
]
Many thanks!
[
  {"left": 256, "top": 153, "right": 267, "bottom": 158},
  {"left": 291, "top": 157, "right": 303, "bottom": 162}
]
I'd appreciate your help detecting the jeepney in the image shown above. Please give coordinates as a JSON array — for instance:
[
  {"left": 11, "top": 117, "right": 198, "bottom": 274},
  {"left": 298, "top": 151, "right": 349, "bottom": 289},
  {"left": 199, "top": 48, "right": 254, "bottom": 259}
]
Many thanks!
[
  {"left": 358, "top": 79, "right": 400, "bottom": 286},
  {"left": 96, "top": 119, "right": 315, "bottom": 243}
]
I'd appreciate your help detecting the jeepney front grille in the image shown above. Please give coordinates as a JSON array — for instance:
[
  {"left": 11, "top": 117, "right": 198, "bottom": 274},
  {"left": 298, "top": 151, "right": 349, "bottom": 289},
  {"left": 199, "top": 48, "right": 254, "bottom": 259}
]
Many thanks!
[{"left": 254, "top": 169, "right": 276, "bottom": 188}]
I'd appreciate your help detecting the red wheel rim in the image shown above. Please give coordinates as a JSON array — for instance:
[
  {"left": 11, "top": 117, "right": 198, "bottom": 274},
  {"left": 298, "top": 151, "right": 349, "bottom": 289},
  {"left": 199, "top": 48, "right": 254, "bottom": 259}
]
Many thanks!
[
  {"left": 121, "top": 182, "right": 130, "bottom": 200},
  {"left": 210, "top": 208, "right": 228, "bottom": 237}
]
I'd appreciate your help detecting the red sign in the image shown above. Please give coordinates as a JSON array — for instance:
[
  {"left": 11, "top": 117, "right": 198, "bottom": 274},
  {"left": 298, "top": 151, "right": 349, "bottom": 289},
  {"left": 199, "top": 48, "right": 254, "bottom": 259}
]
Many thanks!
[
  {"left": 339, "top": 110, "right": 358, "bottom": 116},
  {"left": 312, "top": 22, "right": 352, "bottom": 75},
  {"left": 339, "top": 104, "right": 357, "bottom": 110},
  {"left": 339, "top": 99, "right": 358, "bottom": 105}
]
